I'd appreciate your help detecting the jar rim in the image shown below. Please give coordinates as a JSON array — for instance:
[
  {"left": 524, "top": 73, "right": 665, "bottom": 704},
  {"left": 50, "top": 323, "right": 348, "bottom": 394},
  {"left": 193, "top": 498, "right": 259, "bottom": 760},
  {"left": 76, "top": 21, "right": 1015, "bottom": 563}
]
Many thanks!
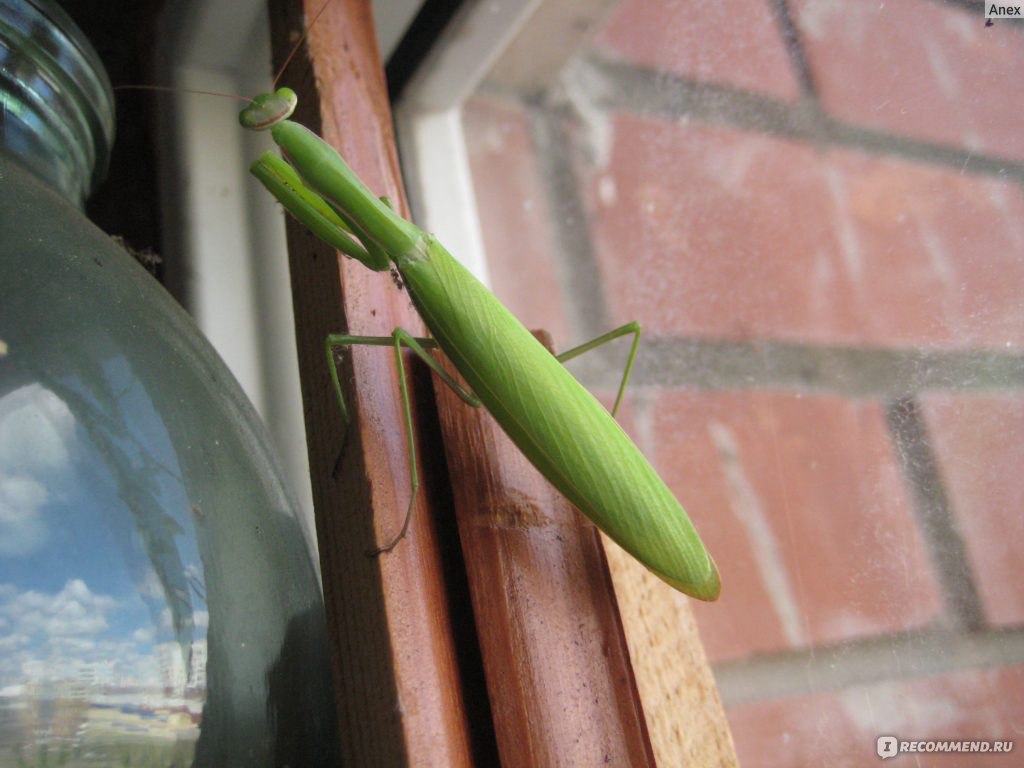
[{"left": 0, "top": 0, "right": 115, "bottom": 204}]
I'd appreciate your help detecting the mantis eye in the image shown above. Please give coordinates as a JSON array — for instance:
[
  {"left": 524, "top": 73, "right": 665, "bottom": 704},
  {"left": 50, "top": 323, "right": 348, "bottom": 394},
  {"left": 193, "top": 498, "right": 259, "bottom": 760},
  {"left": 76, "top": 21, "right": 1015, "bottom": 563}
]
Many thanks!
[{"left": 239, "top": 87, "right": 298, "bottom": 130}]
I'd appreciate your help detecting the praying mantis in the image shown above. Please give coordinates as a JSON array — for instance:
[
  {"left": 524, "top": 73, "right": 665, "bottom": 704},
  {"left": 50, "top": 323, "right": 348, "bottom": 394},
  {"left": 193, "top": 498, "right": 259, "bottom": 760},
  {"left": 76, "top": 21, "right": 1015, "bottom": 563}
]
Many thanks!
[{"left": 239, "top": 87, "right": 721, "bottom": 601}]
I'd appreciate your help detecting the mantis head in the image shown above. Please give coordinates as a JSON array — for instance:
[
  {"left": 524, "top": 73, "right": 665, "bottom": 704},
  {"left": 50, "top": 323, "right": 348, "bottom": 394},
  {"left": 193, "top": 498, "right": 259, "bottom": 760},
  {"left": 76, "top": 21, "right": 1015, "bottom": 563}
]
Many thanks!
[{"left": 239, "top": 87, "right": 298, "bottom": 131}]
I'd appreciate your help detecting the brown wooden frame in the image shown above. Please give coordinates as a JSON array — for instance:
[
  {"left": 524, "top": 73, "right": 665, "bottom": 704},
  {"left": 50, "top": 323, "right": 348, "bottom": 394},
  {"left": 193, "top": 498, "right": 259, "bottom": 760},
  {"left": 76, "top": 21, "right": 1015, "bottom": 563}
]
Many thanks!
[{"left": 267, "top": 1, "right": 736, "bottom": 764}]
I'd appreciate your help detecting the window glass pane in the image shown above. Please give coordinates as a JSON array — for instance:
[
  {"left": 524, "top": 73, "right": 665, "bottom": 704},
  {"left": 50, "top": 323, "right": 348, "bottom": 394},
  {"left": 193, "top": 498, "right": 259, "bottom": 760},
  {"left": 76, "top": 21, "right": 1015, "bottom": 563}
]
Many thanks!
[{"left": 462, "top": 1, "right": 1024, "bottom": 763}]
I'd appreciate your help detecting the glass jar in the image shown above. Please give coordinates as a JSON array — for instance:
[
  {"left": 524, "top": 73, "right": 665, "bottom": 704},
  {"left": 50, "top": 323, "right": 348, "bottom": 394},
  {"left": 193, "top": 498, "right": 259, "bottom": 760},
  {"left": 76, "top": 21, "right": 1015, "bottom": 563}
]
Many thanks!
[{"left": 0, "top": 1, "right": 337, "bottom": 765}]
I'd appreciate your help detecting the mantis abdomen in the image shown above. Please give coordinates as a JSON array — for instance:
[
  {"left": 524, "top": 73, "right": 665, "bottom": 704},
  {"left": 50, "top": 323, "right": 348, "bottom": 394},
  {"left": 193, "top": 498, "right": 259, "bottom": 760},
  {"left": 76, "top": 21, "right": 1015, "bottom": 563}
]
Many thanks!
[{"left": 399, "top": 237, "right": 721, "bottom": 600}]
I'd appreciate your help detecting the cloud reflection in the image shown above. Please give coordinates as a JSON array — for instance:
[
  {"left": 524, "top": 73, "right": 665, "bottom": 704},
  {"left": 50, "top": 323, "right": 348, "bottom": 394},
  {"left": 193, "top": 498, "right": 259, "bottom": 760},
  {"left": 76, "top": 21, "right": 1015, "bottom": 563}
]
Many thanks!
[{"left": 0, "top": 385, "right": 76, "bottom": 557}]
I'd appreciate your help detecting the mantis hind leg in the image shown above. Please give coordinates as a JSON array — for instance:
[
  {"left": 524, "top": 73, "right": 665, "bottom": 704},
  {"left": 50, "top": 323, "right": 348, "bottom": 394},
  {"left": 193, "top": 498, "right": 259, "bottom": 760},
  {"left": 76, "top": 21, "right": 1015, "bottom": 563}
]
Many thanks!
[
  {"left": 555, "top": 321, "right": 641, "bottom": 418},
  {"left": 324, "top": 329, "right": 481, "bottom": 555}
]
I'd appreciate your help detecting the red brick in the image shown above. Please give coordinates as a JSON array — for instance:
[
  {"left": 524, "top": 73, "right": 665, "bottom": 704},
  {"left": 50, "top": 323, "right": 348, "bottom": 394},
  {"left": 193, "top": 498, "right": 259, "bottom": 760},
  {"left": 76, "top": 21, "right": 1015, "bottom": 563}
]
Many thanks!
[
  {"left": 597, "top": 0, "right": 801, "bottom": 102},
  {"left": 793, "top": 0, "right": 1024, "bottom": 161},
  {"left": 920, "top": 394, "right": 1024, "bottom": 627},
  {"left": 728, "top": 665, "right": 1024, "bottom": 767},
  {"left": 821, "top": 150, "right": 1024, "bottom": 349},
  {"left": 585, "top": 114, "right": 1024, "bottom": 348},
  {"left": 642, "top": 391, "right": 941, "bottom": 662},
  {"left": 587, "top": 116, "right": 837, "bottom": 343},
  {"left": 462, "top": 96, "right": 571, "bottom": 343}
]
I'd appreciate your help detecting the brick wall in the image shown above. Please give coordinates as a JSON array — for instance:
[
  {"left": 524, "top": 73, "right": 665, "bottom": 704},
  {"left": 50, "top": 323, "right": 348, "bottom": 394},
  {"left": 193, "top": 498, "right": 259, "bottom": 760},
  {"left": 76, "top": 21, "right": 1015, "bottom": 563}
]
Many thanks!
[{"left": 464, "top": 0, "right": 1024, "bottom": 764}]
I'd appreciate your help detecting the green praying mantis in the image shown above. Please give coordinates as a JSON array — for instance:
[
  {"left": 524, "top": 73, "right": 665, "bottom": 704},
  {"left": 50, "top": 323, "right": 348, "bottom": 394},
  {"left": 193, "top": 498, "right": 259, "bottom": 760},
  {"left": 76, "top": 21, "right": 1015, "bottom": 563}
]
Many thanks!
[{"left": 239, "top": 87, "right": 721, "bottom": 601}]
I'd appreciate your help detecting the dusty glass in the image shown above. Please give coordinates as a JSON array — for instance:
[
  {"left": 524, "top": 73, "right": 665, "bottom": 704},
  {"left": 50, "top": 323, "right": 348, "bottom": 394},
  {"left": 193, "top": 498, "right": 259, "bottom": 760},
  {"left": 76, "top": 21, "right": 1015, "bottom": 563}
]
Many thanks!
[
  {"left": 424, "top": 0, "right": 1024, "bottom": 763},
  {"left": 0, "top": 1, "right": 337, "bottom": 765}
]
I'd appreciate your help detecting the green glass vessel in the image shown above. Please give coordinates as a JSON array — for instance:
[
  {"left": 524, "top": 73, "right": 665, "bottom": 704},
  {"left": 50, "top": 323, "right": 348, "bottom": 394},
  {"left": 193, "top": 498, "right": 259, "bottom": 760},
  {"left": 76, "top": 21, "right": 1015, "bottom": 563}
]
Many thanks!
[{"left": 0, "top": 1, "right": 337, "bottom": 765}]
